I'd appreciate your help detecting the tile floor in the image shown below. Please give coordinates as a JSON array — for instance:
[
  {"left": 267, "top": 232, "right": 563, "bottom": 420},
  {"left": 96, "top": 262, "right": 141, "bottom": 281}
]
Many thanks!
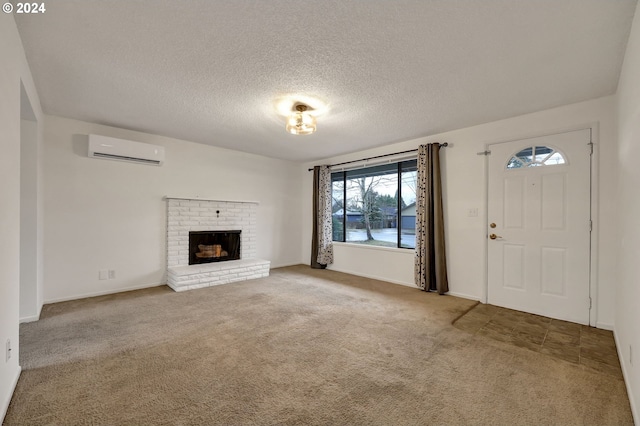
[{"left": 453, "top": 303, "right": 623, "bottom": 378}]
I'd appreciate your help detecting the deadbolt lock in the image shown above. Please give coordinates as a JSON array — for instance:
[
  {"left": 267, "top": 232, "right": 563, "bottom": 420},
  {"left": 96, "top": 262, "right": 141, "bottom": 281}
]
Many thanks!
[{"left": 489, "top": 223, "right": 497, "bottom": 228}]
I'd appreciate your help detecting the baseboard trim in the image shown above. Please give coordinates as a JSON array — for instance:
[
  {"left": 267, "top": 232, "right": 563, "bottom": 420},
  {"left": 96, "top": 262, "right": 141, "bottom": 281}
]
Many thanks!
[
  {"left": 613, "top": 329, "right": 638, "bottom": 425},
  {"left": 44, "top": 282, "right": 166, "bottom": 304},
  {"left": 19, "top": 314, "right": 40, "bottom": 323},
  {"left": 270, "top": 262, "right": 303, "bottom": 269},
  {"left": 19, "top": 299, "right": 44, "bottom": 323},
  {"left": 324, "top": 267, "right": 484, "bottom": 300},
  {"left": 595, "top": 322, "right": 614, "bottom": 331},
  {"left": 326, "top": 266, "right": 415, "bottom": 288},
  {"left": 1, "top": 366, "right": 21, "bottom": 423},
  {"left": 447, "top": 291, "right": 482, "bottom": 302},
  {"left": 43, "top": 265, "right": 304, "bottom": 304}
]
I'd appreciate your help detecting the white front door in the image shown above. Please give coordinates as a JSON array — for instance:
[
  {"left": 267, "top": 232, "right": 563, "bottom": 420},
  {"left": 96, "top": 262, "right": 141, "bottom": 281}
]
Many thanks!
[{"left": 487, "top": 129, "right": 591, "bottom": 324}]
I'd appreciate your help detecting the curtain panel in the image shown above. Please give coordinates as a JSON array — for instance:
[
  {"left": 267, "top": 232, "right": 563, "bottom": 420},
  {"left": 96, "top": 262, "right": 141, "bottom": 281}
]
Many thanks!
[
  {"left": 311, "top": 165, "right": 334, "bottom": 269},
  {"left": 414, "top": 143, "right": 449, "bottom": 294}
]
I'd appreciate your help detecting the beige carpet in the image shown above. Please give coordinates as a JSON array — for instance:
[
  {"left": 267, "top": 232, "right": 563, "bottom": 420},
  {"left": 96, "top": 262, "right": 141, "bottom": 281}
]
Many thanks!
[{"left": 4, "top": 265, "right": 633, "bottom": 425}]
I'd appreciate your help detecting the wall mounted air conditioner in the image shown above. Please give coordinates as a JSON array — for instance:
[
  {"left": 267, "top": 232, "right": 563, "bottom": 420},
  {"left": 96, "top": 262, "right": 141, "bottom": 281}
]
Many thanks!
[{"left": 88, "top": 134, "right": 165, "bottom": 166}]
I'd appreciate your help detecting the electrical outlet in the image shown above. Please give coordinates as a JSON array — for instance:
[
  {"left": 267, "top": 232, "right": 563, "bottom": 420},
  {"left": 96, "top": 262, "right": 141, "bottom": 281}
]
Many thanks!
[
  {"left": 6, "top": 339, "right": 11, "bottom": 362},
  {"left": 108, "top": 270, "right": 116, "bottom": 279},
  {"left": 99, "top": 270, "right": 108, "bottom": 280},
  {"left": 467, "top": 208, "right": 479, "bottom": 217}
]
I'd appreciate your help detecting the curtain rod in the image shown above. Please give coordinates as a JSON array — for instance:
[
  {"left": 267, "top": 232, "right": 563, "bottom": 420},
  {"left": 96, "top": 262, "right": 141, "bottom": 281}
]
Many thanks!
[{"left": 307, "top": 143, "right": 448, "bottom": 171}]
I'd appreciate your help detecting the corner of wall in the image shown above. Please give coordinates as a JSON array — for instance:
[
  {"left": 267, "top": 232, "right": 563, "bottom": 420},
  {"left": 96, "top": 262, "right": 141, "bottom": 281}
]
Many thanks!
[
  {"left": 0, "top": 367, "right": 21, "bottom": 423},
  {"left": 613, "top": 1, "right": 640, "bottom": 423}
]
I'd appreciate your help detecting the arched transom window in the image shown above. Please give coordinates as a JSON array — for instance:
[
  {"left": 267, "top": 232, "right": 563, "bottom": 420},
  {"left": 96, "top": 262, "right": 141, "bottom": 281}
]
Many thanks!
[{"left": 506, "top": 145, "right": 567, "bottom": 169}]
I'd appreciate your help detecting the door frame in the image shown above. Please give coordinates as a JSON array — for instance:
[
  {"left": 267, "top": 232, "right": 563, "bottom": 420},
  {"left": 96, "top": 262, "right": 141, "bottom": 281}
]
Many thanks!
[{"left": 482, "top": 123, "right": 599, "bottom": 327}]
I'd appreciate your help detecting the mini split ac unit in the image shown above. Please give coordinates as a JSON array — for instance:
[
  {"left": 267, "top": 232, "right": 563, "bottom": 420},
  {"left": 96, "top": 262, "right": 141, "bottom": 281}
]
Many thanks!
[{"left": 88, "top": 134, "right": 165, "bottom": 166}]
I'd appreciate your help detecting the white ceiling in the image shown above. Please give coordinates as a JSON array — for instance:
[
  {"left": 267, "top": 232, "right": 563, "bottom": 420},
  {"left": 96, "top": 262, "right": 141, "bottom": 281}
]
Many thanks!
[{"left": 15, "top": 0, "right": 637, "bottom": 162}]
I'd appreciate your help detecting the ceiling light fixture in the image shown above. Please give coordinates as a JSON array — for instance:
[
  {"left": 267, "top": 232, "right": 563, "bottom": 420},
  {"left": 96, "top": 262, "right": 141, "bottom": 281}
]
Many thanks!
[{"left": 286, "top": 104, "right": 316, "bottom": 135}]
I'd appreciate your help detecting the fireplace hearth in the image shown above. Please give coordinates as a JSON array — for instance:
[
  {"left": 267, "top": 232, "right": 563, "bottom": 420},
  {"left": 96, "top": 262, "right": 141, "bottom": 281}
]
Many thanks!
[{"left": 189, "top": 230, "right": 241, "bottom": 265}]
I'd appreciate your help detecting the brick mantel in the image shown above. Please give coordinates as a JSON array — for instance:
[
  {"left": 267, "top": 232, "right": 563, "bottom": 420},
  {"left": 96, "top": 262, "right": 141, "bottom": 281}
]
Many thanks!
[{"left": 164, "top": 196, "right": 259, "bottom": 204}]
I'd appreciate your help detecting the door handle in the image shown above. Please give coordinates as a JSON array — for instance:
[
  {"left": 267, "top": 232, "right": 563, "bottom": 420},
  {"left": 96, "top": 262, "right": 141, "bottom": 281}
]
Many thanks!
[{"left": 489, "top": 233, "right": 502, "bottom": 240}]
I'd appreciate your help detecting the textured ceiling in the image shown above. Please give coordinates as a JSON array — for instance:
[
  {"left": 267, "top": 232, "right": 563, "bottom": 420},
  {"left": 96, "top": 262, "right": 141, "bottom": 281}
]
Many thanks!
[{"left": 15, "top": 0, "right": 637, "bottom": 162}]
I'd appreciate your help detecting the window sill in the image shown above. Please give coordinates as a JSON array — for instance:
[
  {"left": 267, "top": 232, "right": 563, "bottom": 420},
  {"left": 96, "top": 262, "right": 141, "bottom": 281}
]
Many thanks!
[{"left": 332, "top": 241, "right": 415, "bottom": 254}]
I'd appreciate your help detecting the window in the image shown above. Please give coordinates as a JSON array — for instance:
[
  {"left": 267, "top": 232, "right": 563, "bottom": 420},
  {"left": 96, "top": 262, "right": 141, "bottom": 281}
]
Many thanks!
[
  {"left": 506, "top": 145, "right": 566, "bottom": 169},
  {"left": 332, "top": 159, "right": 417, "bottom": 249}
]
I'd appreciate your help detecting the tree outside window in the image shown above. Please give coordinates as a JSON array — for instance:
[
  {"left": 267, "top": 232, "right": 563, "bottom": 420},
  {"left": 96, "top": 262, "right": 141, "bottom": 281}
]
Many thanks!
[{"left": 332, "top": 160, "right": 417, "bottom": 249}]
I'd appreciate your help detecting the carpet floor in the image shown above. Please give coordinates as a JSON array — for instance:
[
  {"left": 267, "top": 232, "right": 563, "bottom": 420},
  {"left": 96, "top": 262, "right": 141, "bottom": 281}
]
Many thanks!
[{"left": 4, "top": 265, "right": 634, "bottom": 425}]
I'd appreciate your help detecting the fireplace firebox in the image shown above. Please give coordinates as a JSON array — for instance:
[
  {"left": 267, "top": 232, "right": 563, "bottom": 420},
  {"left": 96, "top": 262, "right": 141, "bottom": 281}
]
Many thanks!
[{"left": 189, "top": 230, "right": 241, "bottom": 265}]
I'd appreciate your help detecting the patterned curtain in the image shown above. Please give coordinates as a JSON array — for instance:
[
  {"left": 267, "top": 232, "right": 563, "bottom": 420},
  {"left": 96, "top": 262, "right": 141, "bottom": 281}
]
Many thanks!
[
  {"left": 311, "top": 165, "right": 334, "bottom": 269},
  {"left": 414, "top": 143, "right": 449, "bottom": 294}
]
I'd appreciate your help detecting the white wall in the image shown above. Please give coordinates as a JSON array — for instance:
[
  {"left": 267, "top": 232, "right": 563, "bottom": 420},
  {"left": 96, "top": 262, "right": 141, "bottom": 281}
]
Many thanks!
[
  {"left": 615, "top": 3, "right": 640, "bottom": 422},
  {"left": 20, "top": 118, "right": 40, "bottom": 322},
  {"left": 20, "top": 78, "right": 45, "bottom": 324},
  {"left": 42, "top": 115, "right": 302, "bottom": 302},
  {"left": 302, "top": 96, "right": 618, "bottom": 328},
  {"left": 0, "top": 14, "right": 43, "bottom": 422}
]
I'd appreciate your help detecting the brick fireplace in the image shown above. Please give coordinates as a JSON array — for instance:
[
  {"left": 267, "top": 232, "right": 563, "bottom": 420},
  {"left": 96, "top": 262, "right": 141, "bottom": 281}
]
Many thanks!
[{"left": 165, "top": 197, "right": 270, "bottom": 292}]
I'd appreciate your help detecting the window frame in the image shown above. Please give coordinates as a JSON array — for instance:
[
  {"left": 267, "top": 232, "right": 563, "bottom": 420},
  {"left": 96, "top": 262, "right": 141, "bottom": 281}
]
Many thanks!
[
  {"left": 505, "top": 145, "right": 568, "bottom": 169},
  {"left": 331, "top": 158, "right": 417, "bottom": 250}
]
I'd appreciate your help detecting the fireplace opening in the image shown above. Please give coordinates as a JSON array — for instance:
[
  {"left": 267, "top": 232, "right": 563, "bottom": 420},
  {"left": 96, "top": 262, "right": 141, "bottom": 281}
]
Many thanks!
[{"left": 189, "top": 230, "right": 241, "bottom": 265}]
